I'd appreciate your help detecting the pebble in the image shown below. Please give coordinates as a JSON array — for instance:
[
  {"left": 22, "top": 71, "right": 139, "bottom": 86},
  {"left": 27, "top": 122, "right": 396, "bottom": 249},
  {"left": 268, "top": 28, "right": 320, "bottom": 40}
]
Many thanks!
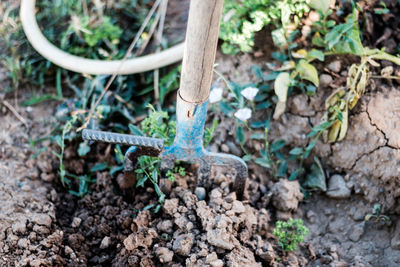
[
  {"left": 231, "top": 200, "right": 245, "bottom": 214},
  {"left": 320, "top": 74, "right": 333, "bottom": 87},
  {"left": 221, "top": 144, "right": 229, "bottom": 153},
  {"left": 348, "top": 222, "right": 365, "bottom": 242},
  {"left": 31, "top": 214, "right": 52, "bottom": 228},
  {"left": 21, "top": 184, "right": 32, "bottom": 192},
  {"left": 328, "top": 60, "right": 341, "bottom": 73},
  {"left": 65, "top": 246, "right": 74, "bottom": 255},
  {"left": 157, "top": 220, "right": 173, "bottom": 233},
  {"left": 40, "top": 173, "right": 55, "bottom": 182},
  {"left": 226, "top": 141, "right": 241, "bottom": 156},
  {"left": 17, "top": 238, "right": 29, "bottom": 249},
  {"left": 71, "top": 217, "right": 82, "bottom": 228},
  {"left": 326, "top": 175, "right": 351, "bottom": 199},
  {"left": 207, "top": 229, "right": 234, "bottom": 250},
  {"left": 100, "top": 236, "right": 111, "bottom": 249},
  {"left": 195, "top": 187, "right": 206, "bottom": 201},
  {"left": 173, "top": 234, "right": 194, "bottom": 256},
  {"left": 12, "top": 219, "right": 27, "bottom": 235},
  {"left": 155, "top": 247, "right": 174, "bottom": 263}
]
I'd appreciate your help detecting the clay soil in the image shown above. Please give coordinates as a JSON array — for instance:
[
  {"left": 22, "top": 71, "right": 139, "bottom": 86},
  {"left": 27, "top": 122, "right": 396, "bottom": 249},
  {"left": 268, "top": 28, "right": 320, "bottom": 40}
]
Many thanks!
[{"left": 2, "top": 1, "right": 400, "bottom": 266}]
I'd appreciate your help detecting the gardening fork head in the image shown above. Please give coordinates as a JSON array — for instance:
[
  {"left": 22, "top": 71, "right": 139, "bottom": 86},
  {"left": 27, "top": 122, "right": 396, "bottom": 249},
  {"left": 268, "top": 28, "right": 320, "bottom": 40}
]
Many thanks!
[{"left": 82, "top": 91, "right": 248, "bottom": 198}]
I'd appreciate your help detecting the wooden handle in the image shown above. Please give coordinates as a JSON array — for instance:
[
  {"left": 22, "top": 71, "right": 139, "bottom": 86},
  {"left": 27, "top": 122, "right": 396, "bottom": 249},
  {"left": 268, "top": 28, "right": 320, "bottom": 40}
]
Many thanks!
[{"left": 179, "top": 0, "right": 223, "bottom": 103}]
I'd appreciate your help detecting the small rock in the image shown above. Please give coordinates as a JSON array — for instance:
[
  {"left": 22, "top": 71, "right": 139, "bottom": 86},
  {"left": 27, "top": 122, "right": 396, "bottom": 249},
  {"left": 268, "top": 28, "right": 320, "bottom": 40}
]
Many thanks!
[
  {"left": 306, "top": 210, "right": 317, "bottom": 224},
  {"left": 12, "top": 219, "right": 27, "bottom": 235},
  {"left": 231, "top": 200, "right": 245, "bottom": 214},
  {"left": 221, "top": 144, "right": 229, "bottom": 153},
  {"left": 348, "top": 222, "right": 365, "bottom": 242},
  {"left": 100, "top": 236, "right": 111, "bottom": 249},
  {"left": 71, "top": 217, "right": 82, "bottom": 228},
  {"left": 320, "top": 74, "right": 333, "bottom": 87},
  {"left": 326, "top": 175, "right": 351, "bottom": 199},
  {"left": 271, "top": 180, "right": 303, "bottom": 212},
  {"left": 226, "top": 246, "right": 261, "bottom": 267},
  {"left": 124, "top": 228, "right": 157, "bottom": 251},
  {"left": 173, "top": 234, "right": 194, "bottom": 256},
  {"left": 155, "top": 247, "right": 174, "bottom": 263},
  {"left": 211, "top": 259, "right": 224, "bottom": 267},
  {"left": 31, "top": 214, "right": 52, "bottom": 228},
  {"left": 21, "top": 184, "right": 31, "bottom": 192},
  {"left": 195, "top": 187, "right": 206, "bottom": 201},
  {"left": 206, "top": 252, "right": 218, "bottom": 263},
  {"left": 117, "top": 173, "right": 136, "bottom": 189},
  {"left": 328, "top": 60, "right": 341, "bottom": 73},
  {"left": 17, "top": 238, "right": 29, "bottom": 249},
  {"left": 163, "top": 198, "right": 179, "bottom": 216},
  {"left": 157, "top": 220, "right": 173, "bottom": 234},
  {"left": 225, "top": 192, "right": 236, "bottom": 203},
  {"left": 207, "top": 229, "right": 234, "bottom": 250},
  {"left": 65, "top": 246, "right": 74, "bottom": 255},
  {"left": 40, "top": 173, "right": 55, "bottom": 182},
  {"left": 226, "top": 141, "right": 241, "bottom": 156}
]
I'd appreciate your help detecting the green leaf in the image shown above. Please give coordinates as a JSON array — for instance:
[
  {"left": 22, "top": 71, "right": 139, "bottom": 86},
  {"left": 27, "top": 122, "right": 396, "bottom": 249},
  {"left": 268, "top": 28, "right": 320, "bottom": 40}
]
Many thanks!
[
  {"left": 271, "top": 28, "right": 287, "bottom": 48},
  {"left": 312, "top": 32, "right": 325, "bottom": 47},
  {"left": 271, "top": 139, "right": 286, "bottom": 152},
  {"left": 78, "top": 141, "right": 90, "bottom": 156},
  {"left": 296, "top": 60, "right": 319, "bottom": 87},
  {"left": 236, "top": 125, "right": 245, "bottom": 145},
  {"left": 309, "top": 0, "right": 332, "bottom": 15},
  {"left": 250, "top": 133, "right": 265, "bottom": 140},
  {"left": 289, "top": 169, "right": 301, "bottom": 181},
  {"left": 129, "top": 124, "right": 144, "bottom": 136},
  {"left": 289, "top": 147, "right": 304, "bottom": 156},
  {"left": 250, "top": 121, "right": 266, "bottom": 128},
  {"left": 274, "top": 72, "right": 290, "bottom": 102},
  {"left": 219, "top": 101, "right": 234, "bottom": 116},
  {"left": 242, "top": 154, "right": 253, "bottom": 162},
  {"left": 325, "top": 22, "right": 353, "bottom": 50},
  {"left": 277, "top": 160, "right": 287, "bottom": 178},
  {"left": 255, "top": 157, "right": 272, "bottom": 168},
  {"left": 90, "top": 163, "right": 108, "bottom": 172},
  {"left": 306, "top": 49, "right": 325, "bottom": 62},
  {"left": 304, "top": 139, "right": 317, "bottom": 158},
  {"left": 256, "top": 101, "right": 272, "bottom": 110},
  {"left": 303, "top": 157, "right": 327, "bottom": 191}
]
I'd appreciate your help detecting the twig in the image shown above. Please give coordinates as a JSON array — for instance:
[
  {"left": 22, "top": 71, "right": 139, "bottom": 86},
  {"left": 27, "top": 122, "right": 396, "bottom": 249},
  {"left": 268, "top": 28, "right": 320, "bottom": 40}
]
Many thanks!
[
  {"left": 78, "top": 0, "right": 163, "bottom": 131},
  {"left": 153, "top": 0, "right": 169, "bottom": 110},
  {"left": 136, "top": 3, "right": 163, "bottom": 56},
  {"left": 2, "top": 100, "right": 28, "bottom": 127}
]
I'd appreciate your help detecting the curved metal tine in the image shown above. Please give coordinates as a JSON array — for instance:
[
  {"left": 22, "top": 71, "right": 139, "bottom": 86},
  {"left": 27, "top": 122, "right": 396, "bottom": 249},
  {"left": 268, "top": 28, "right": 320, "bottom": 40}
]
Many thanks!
[{"left": 205, "top": 152, "right": 248, "bottom": 199}]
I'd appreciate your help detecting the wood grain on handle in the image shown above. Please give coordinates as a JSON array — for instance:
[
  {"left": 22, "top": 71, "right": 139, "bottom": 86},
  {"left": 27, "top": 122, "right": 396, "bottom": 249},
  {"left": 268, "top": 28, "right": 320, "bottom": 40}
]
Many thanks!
[{"left": 179, "top": 0, "right": 223, "bottom": 103}]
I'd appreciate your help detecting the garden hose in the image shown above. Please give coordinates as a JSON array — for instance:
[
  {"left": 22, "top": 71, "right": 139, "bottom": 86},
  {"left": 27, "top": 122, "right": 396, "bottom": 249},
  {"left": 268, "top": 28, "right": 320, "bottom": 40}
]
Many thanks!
[{"left": 20, "top": 0, "right": 184, "bottom": 75}]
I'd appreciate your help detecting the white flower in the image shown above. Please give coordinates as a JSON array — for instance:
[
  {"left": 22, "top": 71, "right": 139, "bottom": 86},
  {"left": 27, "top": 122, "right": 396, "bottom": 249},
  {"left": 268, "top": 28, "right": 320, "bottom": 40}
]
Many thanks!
[
  {"left": 241, "top": 87, "right": 259, "bottom": 101},
  {"left": 209, "top": 87, "right": 223, "bottom": 103},
  {"left": 234, "top": 108, "right": 252, "bottom": 121}
]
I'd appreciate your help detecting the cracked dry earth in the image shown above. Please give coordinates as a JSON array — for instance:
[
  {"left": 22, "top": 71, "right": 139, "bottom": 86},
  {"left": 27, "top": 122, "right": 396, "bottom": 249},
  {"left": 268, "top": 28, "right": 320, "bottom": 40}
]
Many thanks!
[{"left": 271, "top": 82, "right": 400, "bottom": 266}]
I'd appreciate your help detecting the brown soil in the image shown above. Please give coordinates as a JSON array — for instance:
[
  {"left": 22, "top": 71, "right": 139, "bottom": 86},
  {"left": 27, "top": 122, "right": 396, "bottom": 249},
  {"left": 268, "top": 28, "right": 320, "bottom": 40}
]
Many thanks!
[{"left": 2, "top": 1, "right": 400, "bottom": 267}]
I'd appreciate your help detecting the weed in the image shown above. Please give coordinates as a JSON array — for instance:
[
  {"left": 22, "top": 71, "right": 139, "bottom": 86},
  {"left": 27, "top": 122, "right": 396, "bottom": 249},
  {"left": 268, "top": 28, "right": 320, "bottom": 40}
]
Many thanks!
[
  {"left": 273, "top": 218, "right": 309, "bottom": 251},
  {"left": 220, "top": 0, "right": 309, "bottom": 54},
  {"left": 128, "top": 104, "right": 217, "bottom": 212},
  {"left": 365, "top": 204, "right": 390, "bottom": 223}
]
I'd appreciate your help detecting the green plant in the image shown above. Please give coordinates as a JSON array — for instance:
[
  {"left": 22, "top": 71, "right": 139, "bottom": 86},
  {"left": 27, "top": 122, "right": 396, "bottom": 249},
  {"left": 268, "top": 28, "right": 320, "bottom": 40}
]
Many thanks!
[
  {"left": 129, "top": 104, "right": 217, "bottom": 212},
  {"left": 365, "top": 204, "right": 390, "bottom": 223},
  {"left": 273, "top": 218, "right": 309, "bottom": 251},
  {"left": 220, "top": 0, "right": 309, "bottom": 54}
]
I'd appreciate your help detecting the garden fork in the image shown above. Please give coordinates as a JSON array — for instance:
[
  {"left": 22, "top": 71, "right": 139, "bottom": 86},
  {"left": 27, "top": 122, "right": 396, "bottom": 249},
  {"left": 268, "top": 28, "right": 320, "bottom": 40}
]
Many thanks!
[{"left": 83, "top": 0, "right": 248, "bottom": 198}]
